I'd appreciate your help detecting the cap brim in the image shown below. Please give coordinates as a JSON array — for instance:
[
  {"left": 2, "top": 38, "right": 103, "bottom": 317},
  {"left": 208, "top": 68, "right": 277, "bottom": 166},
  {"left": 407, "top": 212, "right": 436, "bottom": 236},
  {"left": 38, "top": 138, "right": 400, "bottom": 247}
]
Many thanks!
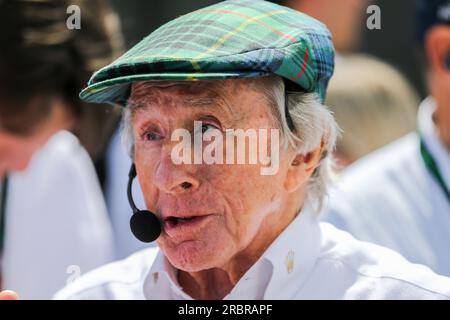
[{"left": 80, "top": 71, "right": 270, "bottom": 105}]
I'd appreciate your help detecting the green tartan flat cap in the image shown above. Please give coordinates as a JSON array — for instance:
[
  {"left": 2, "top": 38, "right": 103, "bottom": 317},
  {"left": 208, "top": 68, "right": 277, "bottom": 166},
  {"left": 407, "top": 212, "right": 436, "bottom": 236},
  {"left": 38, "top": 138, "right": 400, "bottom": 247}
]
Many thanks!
[{"left": 80, "top": 0, "right": 335, "bottom": 105}]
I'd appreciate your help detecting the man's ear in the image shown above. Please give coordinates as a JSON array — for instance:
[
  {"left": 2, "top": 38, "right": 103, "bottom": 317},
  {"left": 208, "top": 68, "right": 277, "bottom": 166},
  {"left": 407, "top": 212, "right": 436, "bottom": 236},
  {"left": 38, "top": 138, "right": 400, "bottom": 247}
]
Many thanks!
[
  {"left": 283, "top": 139, "right": 326, "bottom": 193},
  {"left": 425, "top": 26, "right": 450, "bottom": 76}
]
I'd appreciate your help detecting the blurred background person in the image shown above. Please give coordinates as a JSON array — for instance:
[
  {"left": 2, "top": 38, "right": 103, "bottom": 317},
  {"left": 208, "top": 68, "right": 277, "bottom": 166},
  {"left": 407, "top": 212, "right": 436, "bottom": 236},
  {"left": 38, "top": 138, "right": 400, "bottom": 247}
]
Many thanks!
[
  {"left": 0, "top": 0, "right": 123, "bottom": 298},
  {"left": 279, "top": 0, "right": 420, "bottom": 167},
  {"left": 322, "top": 0, "right": 450, "bottom": 277},
  {"left": 326, "top": 54, "right": 419, "bottom": 168}
]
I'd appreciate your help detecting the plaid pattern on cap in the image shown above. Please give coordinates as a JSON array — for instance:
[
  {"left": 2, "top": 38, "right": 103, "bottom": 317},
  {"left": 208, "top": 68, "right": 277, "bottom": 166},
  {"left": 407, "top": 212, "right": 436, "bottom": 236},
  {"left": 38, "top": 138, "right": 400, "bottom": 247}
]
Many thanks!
[{"left": 80, "top": 0, "right": 335, "bottom": 105}]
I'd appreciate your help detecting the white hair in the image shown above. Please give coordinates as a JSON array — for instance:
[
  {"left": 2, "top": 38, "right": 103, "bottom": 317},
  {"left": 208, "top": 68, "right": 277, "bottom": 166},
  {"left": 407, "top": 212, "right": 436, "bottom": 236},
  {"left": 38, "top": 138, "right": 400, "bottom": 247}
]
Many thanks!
[{"left": 121, "top": 76, "right": 339, "bottom": 211}]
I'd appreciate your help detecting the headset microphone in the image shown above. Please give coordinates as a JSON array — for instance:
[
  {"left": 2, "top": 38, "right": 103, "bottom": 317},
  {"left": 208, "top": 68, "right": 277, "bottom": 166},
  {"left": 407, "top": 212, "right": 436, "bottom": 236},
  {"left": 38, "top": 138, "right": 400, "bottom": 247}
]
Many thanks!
[{"left": 127, "top": 164, "right": 162, "bottom": 242}]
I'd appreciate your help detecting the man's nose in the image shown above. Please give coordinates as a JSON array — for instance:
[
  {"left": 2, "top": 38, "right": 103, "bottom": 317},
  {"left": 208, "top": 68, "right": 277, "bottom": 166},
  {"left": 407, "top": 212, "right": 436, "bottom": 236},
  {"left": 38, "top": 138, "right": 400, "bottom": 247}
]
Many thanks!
[{"left": 153, "top": 152, "right": 200, "bottom": 195}]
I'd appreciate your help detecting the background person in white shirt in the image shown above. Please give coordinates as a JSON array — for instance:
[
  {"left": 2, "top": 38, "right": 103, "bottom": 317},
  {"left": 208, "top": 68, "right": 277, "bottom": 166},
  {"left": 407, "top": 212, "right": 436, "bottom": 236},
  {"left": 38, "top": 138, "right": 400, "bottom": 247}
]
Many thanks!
[
  {"left": 3, "top": 131, "right": 114, "bottom": 299},
  {"left": 17, "top": 0, "right": 447, "bottom": 300},
  {"left": 0, "top": 0, "right": 121, "bottom": 298},
  {"left": 322, "top": 0, "right": 450, "bottom": 276}
]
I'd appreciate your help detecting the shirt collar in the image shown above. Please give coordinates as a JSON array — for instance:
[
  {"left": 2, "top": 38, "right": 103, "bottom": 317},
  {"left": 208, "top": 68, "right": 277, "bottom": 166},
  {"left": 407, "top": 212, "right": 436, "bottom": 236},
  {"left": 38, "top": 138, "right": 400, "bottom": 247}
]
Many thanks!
[
  {"left": 143, "top": 202, "right": 322, "bottom": 300},
  {"left": 143, "top": 247, "right": 190, "bottom": 300},
  {"left": 418, "top": 97, "right": 450, "bottom": 193},
  {"left": 263, "top": 201, "right": 322, "bottom": 299}
]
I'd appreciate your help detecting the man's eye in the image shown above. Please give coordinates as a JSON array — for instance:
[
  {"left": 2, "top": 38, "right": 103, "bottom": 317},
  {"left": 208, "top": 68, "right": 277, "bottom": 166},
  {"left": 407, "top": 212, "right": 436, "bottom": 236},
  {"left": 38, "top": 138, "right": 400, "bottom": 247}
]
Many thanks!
[
  {"left": 143, "top": 131, "right": 163, "bottom": 141},
  {"left": 201, "top": 123, "right": 218, "bottom": 134}
]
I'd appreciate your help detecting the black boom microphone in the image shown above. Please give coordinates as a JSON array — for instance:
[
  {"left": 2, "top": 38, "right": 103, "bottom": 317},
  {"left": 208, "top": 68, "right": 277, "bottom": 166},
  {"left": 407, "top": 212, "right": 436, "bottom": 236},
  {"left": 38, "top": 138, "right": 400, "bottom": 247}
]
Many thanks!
[{"left": 127, "top": 164, "right": 162, "bottom": 242}]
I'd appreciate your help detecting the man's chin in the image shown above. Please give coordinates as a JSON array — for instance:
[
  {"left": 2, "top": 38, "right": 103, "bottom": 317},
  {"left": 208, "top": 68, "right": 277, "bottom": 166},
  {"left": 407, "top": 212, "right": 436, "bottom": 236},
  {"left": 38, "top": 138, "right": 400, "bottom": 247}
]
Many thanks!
[{"left": 164, "top": 240, "right": 226, "bottom": 272}]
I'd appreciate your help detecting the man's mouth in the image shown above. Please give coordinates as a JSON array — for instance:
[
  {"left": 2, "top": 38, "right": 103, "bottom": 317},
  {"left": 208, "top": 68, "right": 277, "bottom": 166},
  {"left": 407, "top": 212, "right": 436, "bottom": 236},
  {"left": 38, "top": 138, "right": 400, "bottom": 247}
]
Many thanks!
[
  {"left": 163, "top": 214, "right": 213, "bottom": 236},
  {"left": 165, "top": 216, "right": 195, "bottom": 225},
  {"left": 164, "top": 215, "right": 204, "bottom": 226}
]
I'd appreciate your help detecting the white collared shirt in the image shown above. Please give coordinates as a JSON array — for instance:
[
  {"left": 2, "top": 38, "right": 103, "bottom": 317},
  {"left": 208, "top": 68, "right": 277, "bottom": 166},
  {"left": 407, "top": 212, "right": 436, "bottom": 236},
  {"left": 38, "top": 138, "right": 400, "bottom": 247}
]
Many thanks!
[
  {"left": 322, "top": 97, "right": 450, "bottom": 276},
  {"left": 54, "top": 203, "right": 450, "bottom": 300}
]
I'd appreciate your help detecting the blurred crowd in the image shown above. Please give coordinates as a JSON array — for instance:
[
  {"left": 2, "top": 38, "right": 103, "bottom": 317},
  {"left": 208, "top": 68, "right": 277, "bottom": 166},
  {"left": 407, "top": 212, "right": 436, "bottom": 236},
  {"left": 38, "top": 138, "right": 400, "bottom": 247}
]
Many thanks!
[{"left": 0, "top": 0, "right": 448, "bottom": 299}]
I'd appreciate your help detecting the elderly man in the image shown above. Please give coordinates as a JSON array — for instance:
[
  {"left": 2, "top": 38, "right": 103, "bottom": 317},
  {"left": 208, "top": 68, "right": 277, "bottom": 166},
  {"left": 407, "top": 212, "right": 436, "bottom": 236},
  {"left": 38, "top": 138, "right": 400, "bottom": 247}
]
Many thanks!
[{"left": 2, "top": 0, "right": 447, "bottom": 300}]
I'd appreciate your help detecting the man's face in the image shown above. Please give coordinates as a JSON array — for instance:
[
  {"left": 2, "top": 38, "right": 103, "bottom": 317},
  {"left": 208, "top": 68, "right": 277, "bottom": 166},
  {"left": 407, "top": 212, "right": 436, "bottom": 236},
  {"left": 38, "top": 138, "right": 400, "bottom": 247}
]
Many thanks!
[
  {"left": 427, "top": 25, "right": 450, "bottom": 148},
  {"left": 434, "top": 68, "right": 450, "bottom": 147},
  {"left": 130, "top": 79, "right": 293, "bottom": 272},
  {"left": 0, "top": 130, "right": 47, "bottom": 176},
  {"left": 0, "top": 99, "right": 73, "bottom": 177}
]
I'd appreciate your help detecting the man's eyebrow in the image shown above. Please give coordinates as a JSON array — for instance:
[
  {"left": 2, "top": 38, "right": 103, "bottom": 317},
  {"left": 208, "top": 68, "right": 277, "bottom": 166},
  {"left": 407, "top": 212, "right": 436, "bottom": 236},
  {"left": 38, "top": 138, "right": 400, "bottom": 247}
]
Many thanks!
[
  {"left": 185, "top": 97, "right": 220, "bottom": 107},
  {"left": 187, "top": 96, "right": 238, "bottom": 122},
  {"left": 127, "top": 90, "right": 237, "bottom": 120},
  {"left": 127, "top": 96, "right": 221, "bottom": 111},
  {"left": 126, "top": 96, "right": 160, "bottom": 113}
]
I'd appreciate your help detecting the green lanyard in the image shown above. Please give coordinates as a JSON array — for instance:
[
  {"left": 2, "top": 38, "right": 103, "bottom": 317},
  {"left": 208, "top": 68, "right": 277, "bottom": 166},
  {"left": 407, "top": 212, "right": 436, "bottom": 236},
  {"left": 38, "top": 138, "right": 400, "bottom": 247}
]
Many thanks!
[{"left": 420, "top": 138, "right": 450, "bottom": 201}]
